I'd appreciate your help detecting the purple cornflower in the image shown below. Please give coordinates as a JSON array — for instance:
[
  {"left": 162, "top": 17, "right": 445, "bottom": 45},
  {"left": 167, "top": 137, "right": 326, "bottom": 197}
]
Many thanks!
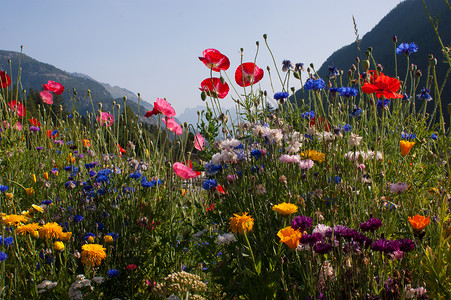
[
  {"left": 371, "top": 238, "right": 400, "bottom": 254},
  {"left": 377, "top": 99, "right": 390, "bottom": 109},
  {"left": 328, "top": 65, "right": 339, "bottom": 78},
  {"left": 282, "top": 60, "right": 293, "bottom": 72},
  {"left": 397, "top": 239, "right": 415, "bottom": 252},
  {"left": 360, "top": 217, "right": 383, "bottom": 232},
  {"left": 30, "top": 126, "right": 40, "bottom": 132},
  {"left": 417, "top": 87, "right": 432, "bottom": 101},
  {"left": 313, "top": 242, "right": 333, "bottom": 254},
  {"left": 299, "top": 233, "right": 322, "bottom": 245},
  {"left": 291, "top": 216, "right": 313, "bottom": 231},
  {"left": 396, "top": 42, "right": 418, "bottom": 55}
]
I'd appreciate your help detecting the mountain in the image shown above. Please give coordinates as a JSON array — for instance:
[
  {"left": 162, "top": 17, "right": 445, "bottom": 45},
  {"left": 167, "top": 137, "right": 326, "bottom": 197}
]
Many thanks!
[
  {"left": 297, "top": 0, "right": 451, "bottom": 125},
  {"left": 0, "top": 50, "right": 158, "bottom": 124}
]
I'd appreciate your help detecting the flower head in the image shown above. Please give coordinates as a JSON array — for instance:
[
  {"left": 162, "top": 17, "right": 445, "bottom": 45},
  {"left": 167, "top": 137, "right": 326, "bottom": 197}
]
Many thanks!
[
  {"left": 39, "top": 222, "right": 63, "bottom": 239},
  {"left": 96, "top": 112, "right": 114, "bottom": 127},
  {"left": 277, "top": 226, "right": 302, "bottom": 249},
  {"left": 194, "top": 133, "right": 205, "bottom": 151},
  {"left": 16, "top": 223, "right": 40, "bottom": 235},
  {"left": 199, "top": 49, "right": 230, "bottom": 72},
  {"left": 0, "top": 71, "right": 11, "bottom": 88},
  {"left": 173, "top": 162, "right": 199, "bottom": 180},
  {"left": 40, "top": 91, "right": 53, "bottom": 105},
  {"left": 360, "top": 217, "right": 383, "bottom": 232},
  {"left": 162, "top": 117, "right": 182, "bottom": 135},
  {"left": 396, "top": 42, "right": 418, "bottom": 56},
  {"left": 2, "top": 214, "right": 28, "bottom": 226},
  {"left": 229, "top": 212, "right": 254, "bottom": 234},
  {"left": 272, "top": 202, "right": 298, "bottom": 216},
  {"left": 300, "top": 150, "right": 325, "bottom": 163},
  {"left": 400, "top": 140, "right": 415, "bottom": 156},
  {"left": 338, "top": 87, "right": 358, "bottom": 98},
  {"left": 291, "top": 215, "right": 313, "bottom": 231},
  {"left": 362, "top": 73, "right": 402, "bottom": 99},
  {"left": 235, "top": 62, "right": 264, "bottom": 87},
  {"left": 417, "top": 87, "right": 432, "bottom": 101},
  {"left": 145, "top": 98, "right": 176, "bottom": 118},
  {"left": 107, "top": 269, "right": 119, "bottom": 278},
  {"left": 274, "top": 92, "right": 289, "bottom": 100},
  {"left": 200, "top": 77, "right": 229, "bottom": 99},
  {"left": 54, "top": 241, "right": 65, "bottom": 251},
  {"left": 81, "top": 243, "right": 107, "bottom": 267},
  {"left": 408, "top": 215, "right": 430, "bottom": 232},
  {"left": 43, "top": 80, "right": 64, "bottom": 95},
  {"left": 8, "top": 100, "right": 26, "bottom": 117},
  {"left": 304, "top": 78, "right": 326, "bottom": 91}
]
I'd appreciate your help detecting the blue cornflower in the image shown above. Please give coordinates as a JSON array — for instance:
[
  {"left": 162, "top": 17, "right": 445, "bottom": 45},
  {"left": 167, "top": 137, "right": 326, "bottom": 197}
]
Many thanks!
[
  {"left": 65, "top": 181, "right": 77, "bottom": 189},
  {"left": 40, "top": 200, "right": 52, "bottom": 206},
  {"left": 39, "top": 251, "right": 53, "bottom": 264},
  {"left": 107, "top": 269, "right": 119, "bottom": 278},
  {"left": 96, "top": 222, "right": 105, "bottom": 231},
  {"left": 73, "top": 215, "right": 83, "bottom": 222},
  {"left": 401, "top": 132, "right": 416, "bottom": 140},
  {"left": 274, "top": 92, "right": 289, "bottom": 100},
  {"left": 96, "top": 175, "right": 108, "bottom": 183},
  {"left": 304, "top": 78, "right": 326, "bottom": 91},
  {"left": 203, "top": 179, "right": 218, "bottom": 190},
  {"left": 64, "top": 166, "right": 73, "bottom": 172},
  {"left": 341, "top": 124, "right": 352, "bottom": 132},
  {"left": 130, "top": 172, "right": 142, "bottom": 180},
  {"left": 350, "top": 107, "right": 362, "bottom": 117},
  {"left": 282, "top": 60, "right": 293, "bottom": 72},
  {"left": 328, "top": 65, "right": 339, "bottom": 78},
  {"left": 431, "top": 133, "right": 438, "bottom": 140},
  {"left": 417, "top": 87, "right": 432, "bottom": 101},
  {"left": 329, "top": 87, "right": 339, "bottom": 94},
  {"left": 402, "top": 93, "right": 411, "bottom": 101},
  {"left": 377, "top": 99, "right": 390, "bottom": 109},
  {"left": 295, "top": 63, "right": 304, "bottom": 72},
  {"left": 0, "top": 185, "right": 9, "bottom": 192},
  {"left": 205, "top": 162, "right": 222, "bottom": 176},
  {"left": 0, "top": 252, "right": 7, "bottom": 261},
  {"left": 330, "top": 176, "right": 341, "bottom": 184},
  {"left": 301, "top": 111, "right": 315, "bottom": 119},
  {"left": 250, "top": 149, "right": 262, "bottom": 159},
  {"left": 338, "top": 87, "right": 358, "bottom": 98},
  {"left": 396, "top": 42, "right": 418, "bottom": 55},
  {"left": 88, "top": 170, "right": 96, "bottom": 177},
  {"left": 141, "top": 177, "right": 154, "bottom": 188},
  {"left": 234, "top": 143, "right": 243, "bottom": 149},
  {"left": 0, "top": 236, "right": 13, "bottom": 246}
]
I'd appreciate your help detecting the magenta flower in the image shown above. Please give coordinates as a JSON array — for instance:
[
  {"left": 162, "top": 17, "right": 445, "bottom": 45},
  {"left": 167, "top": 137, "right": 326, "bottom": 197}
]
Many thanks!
[
  {"left": 173, "top": 162, "right": 199, "bottom": 179},
  {"left": 162, "top": 117, "right": 182, "bottom": 135},
  {"left": 43, "top": 80, "right": 64, "bottom": 95},
  {"left": 40, "top": 90, "right": 54, "bottom": 105},
  {"left": 194, "top": 133, "right": 205, "bottom": 151},
  {"left": 145, "top": 98, "right": 176, "bottom": 118},
  {"left": 97, "top": 112, "right": 114, "bottom": 127},
  {"left": 198, "top": 49, "right": 230, "bottom": 72}
]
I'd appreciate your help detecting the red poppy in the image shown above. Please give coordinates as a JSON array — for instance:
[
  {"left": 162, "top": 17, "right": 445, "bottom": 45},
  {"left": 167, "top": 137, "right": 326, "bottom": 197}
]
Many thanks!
[
  {"left": 362, "top": 73, "right": 402, "bottom": 99},
  {"left": 200, "top": 77, "right": 229, "bottom": 99},
  {"left": 145, "top": 98, "right": 176, "bottom": 118},
  {"left": 173, "top": 162, "right": 199, "bottom": 179},
  {"left": 0, "top": 71, "right": 11, "bottom": 88},
  {"left": 29, "top": 118, "right": 41, "bottom": 127},
  {"left": 43, "top": 80, "right": 64, "bottom": 95},
  {"left": 118, "top": 143, "right": 126, "bottom": 155},
  {"left": 162, "top": 117, "right": 182, "bottom": 135},
  {"left": 47, "top": 130, "right": 58, "bottom": 139},
  {"left": 182, "top": 160, "right": 201, "bottom": 176},
  {"left": 310, "top": 116, "right": 331, "bottom": 132},
  {"left": 235, "top": 62, "right": 264, "bottom": 87},
  {"left": 215, "top": 185, "right": 226, "bottom": 194},
  {"left": 198, "top": 49, "right": 230, "bottom": 72},
  {"left": 194, "top": 133, "right": 205, "bottom": 151},
  {"left": 8, "top": 100, "right": 26, "bottom": 117},
  {"left": 40, "top": 90, "right": 53, "bottom": 105}
]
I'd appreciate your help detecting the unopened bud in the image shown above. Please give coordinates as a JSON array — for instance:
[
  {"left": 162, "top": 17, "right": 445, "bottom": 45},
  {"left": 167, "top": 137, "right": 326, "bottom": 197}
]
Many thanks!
[
  {"left": 310, "top": 63, "right": 314, "bottom": 69},
  {"left": 293, "top": 72, "right": 301, "bottom": 79},
  {"left": 87, "top": 89, "right": 91, "bottom": 94},
  {"left": 367, "top": 47, "right": 373, "bottom": 53},
  {"left": 416, "top": 70, "right": 422, "bottom": 77},
  {"left": 201, "top": 91, "right": 207, "bottom": 101},
  {"left": 256, "top": 41, "right": 259, "bottom": 46},
  {"left": 362, "top": 60, "right": 370, "bottom": 71},
  {"left": 263, "top": 34, "right": 268, "bottom": 40},
  {"left": 376, "top": 64, "right": 383, "bottom": 73},
  {"left": 98, "top": 102, "right": 102, "bottom": 109},
  {"left": 263, "top": 90, "right": 267, "bottom": 97},
  {"left": 347, "top": 70, "right": 353, "bottom": 77},
  {"left": 429, "top": 58, "right": 437, "bottom": 66},
  {"left": 220, "top": 76, "right": 225, "bottom": 84},
  {"left": 355, "top": 57, "right": 360, "bottom": 64},
  {"left": 392, "top": 35, "right": 397, "bottom": 43},
  {"left": 351, "top": 64, "right": 357, "bottom": 72},
  {"left": 290, "top": 87, "right": 295, "bottom": 92}
]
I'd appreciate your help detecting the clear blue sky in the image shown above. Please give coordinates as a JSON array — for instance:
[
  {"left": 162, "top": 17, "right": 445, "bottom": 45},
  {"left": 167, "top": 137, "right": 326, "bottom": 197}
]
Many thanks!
[{"left": 1, "top": 0, "right": 402, "bottom": 116}]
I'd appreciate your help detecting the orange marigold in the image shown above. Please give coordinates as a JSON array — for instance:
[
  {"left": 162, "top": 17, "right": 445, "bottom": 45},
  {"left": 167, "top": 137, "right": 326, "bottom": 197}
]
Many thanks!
[
  {"left": 230, "top": 212, "right": 254, "bottom": 234},
  {"left": 408, "top": 215, "right": 430, "bottom": 232},
  {"left": 277, "top": 226, "right": 302, "bottom": 249},
  {"left": 2, "top": 214, "right": 28, "bottom": 226},
  {"left": 272, "top": 202, "right": 298, "bottom": 216},
  {"left": 81, "top": 244, "right": 107, "bottom": 267},
  {"left": 300, "top": 150, "right": 326, "bottom": 163},
  {"left": 39, "top": 222, "right": 63, "bottom": 239},
  {"left": 16, "top": 223, "right": 40, "bottom": 235},
  {"left": 400, "top": 140, "right": 415, "bottom": 156}
]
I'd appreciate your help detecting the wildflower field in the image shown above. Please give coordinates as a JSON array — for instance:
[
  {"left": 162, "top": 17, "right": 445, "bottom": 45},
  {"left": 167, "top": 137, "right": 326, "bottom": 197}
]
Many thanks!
[{"left": 1, "top": 28, "right": 451, "bottom": 300}]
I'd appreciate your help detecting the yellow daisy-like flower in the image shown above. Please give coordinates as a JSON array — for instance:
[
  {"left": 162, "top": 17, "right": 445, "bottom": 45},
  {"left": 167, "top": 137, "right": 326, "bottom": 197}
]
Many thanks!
[
  {"left": 59, "top": 232, "right": 72, "bottom": 242},
  {"left": 272, "top": 202, "right": 298, "bottom": 216},
  {"left": 400, "top": 140, "right": 415, "bottom": 157},
  {"left": 39, "top": 222, "right": 63, "bottom": 239},
  {"left": 277, "top": 226, "right": 302, "bottom": 249},
  {"left": 104, "top": 235, "right": 114, "bottom": 244},
  {"left": 31, "top": 204, "right": 44, "bottom": 213},
  {"left": 16, "top": 223, "right": 41, "bottom": 235},
  {"left": 2, "top": 214, "right": 28, "bottom": 226},
  {"left": 80, "top": 244, "right": 107, "bottom": 267},
  {"left": 25, "top": 187, "right": 35, "bottom": 196},
  {"left": 54, "top": 241, "right": 65, "bottom": 251},
  {"left": 32, "top": 174, "right": 37, "bottom": 183},
  {"left": 43, "top": 172, "right": 49, "bottom": 180},
  {"left": 230, "top": 212, "right": 254, "bottom": 234},
  {"left": 300, "top": 150, "right": 326, "bottom": 163},
  {"left": 4, "top": 192, "right": 13, "bottom": 201}
]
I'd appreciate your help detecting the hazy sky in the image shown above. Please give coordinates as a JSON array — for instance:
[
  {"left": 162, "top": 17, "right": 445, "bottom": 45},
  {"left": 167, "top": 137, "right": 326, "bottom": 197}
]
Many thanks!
[{"left": 1, "top": 0, "right": 402, "bottom": 116}]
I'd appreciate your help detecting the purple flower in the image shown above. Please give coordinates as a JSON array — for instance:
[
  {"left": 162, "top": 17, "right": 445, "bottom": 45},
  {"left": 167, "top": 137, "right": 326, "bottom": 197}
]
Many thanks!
[
  {"left": 417, "top": 87, "right": 432, "bottom": 101},
  {"left": 396, "top": 42, "right": 418, "bottom": 55},
  {"left": 73, "top": 215, "right": 83, "bottom": 222},
  {"left": 36, "top": 147, "right": 43, "bottom": 151},
  {"left": 360, "top": 217, "right": 383, "bottom": 232},
  {"left": 338, "top": 87, "right": 358, "bottom": 98},
  {"left": 397, "top": 239, "right": 415, "bottom": 252},
  {"left": 304, "top": 78, "right": 326, "bottom": 91},
  {"left": 107, "top": 269, "right": 119, "bottom": 278},
  {"left": 313, "top": 242, "right": 333, "bottom": 254},
  {"left": 299, "top": 233, "right": 322, "bottom": 245},
  {"left": 371, "top": 239, "right": 400, "bottom": 254},
  {"left": 0, "top": 252, "right": 7, "bottom": 261},
  {"left": 291, "top": 216, "right": 313, "bottom": 231},
  {"left": 30, "top": 126, "right": 40, "bottom": 132}
]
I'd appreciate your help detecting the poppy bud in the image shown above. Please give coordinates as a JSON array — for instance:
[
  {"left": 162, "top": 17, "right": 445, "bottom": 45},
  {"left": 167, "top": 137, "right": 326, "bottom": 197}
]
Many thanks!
[
  {"left": 267, "top": 66, "right": 271, "bottom": 71},
  {"left": 376, "top": 64, "right": 383, "bottom": 73},
  {"left": 137, "top": 92, "right": 140, "bottom": 98},
  {"left": 351, "top": 64, "right": 357, "bottom": 72},
  {"left": 87, "top": 89, "right": 91, "bottom": 94},
  {"left": 263, "top": 91, "right": 267, "bottom": 97},
  {"left": 98, "top": 102, "right": 102, "bottom": 109},
  {"left": 200, "top": 91, "right": 207, "bottom": 101},
  {"left": 220, "top": 76, "right": 225, "bottom": 84},
  {"left": 416, "top": 70, "right": 422, "bottom": 78},
  {"left": 263, "top": 34, "right": 268, "bottom": 40},
  {"left": 392, "top": 35, "right": 397, "bottom": 43},
  {"left": 310, "top": 63, "right": 314, "bottom": 69},
  {"left": 123, "top": 96, "right": 127, "bottom": 101},
  {"left": 290, "top": 87, "right": 295, "bottom": 92},
  {"left": 293, "top": 72, "right": 301, "bottom": 79},
  {"left": 362, "top": 60, "right": 370, "bottom": 71},
  {"left": 355, "top": 57, "right": 360, "bottom": 64},
  {"left": 347, "top": 70, "right": 353, "bottom": 77},
  {"left": 429, "top": 58, "right": 437, "bottom": 66},
  {"left": 256, "top": 41, "right": 259, "bottom": 46},
  {"left": 367, "top": 47, "right": 373, "bottom": 53}
]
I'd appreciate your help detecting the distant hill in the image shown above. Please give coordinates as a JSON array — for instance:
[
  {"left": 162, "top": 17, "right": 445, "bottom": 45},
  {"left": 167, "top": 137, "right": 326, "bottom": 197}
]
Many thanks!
[
  {"left": 0, "top": 50, "right": 158, "bottom": 124},
  {"left": 296, "top": 0, "right": 451, "bottom": 125}
]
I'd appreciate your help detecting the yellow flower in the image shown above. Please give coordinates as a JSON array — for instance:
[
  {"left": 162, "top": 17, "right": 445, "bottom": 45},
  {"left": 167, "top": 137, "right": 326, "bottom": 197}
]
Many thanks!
[
  {"left": 300, "top": 150, "right": 326, "bottom": 163},
  {"left": 272, "top": 202, "right": 298, "bottom": 216},
  {"left": 16, "top": 223, "right": 41, "bottom": 235},
  {"left": 54, "top": 241, "right": 65, "bottom": 251},
  {"left": 277, "top": 226, "right": 302, "bottom": 249},
  {"left": 104, "top": 235, "right": 114, "bottom": 244},
  {"left": 5, "top": 192, "right": 13, "bottom": 201},
  {"left": 2, "top": 214, "right": 28, "bottom": 226},
  {"left": 25, "top": 187, "right": 35, "bottom": 196},
  {"left": 87, "top": 236, "right": 95, "bottom": 243},
  {"left": 230, "top": 212, "right": 254, "bottom": 234},
  {"left": 59, "top": 232, "right": 72, "bottom": 242},
  {"left": 400, "top": 140, "right": 415, "bottom": 156},
  {"left": 80, "top": 244, "right": 107, "bottom": 267},
  {"left": 31, "top": 204, "right": 44, "bottom": 213},
  {"left": 82, "top": 139, "right": 91, "bottom": 147},
  {"left": 32, "top": 174, "right": 37, "bottom": 183},
  {"left": 43, "top": 172, "right": 49, "bottom": 180},
  {"left": 39, "top": 222, "right": 63, "bottom": 239},
  {"left": 31, "top": 231, "right": 39, "bottom": 239}
]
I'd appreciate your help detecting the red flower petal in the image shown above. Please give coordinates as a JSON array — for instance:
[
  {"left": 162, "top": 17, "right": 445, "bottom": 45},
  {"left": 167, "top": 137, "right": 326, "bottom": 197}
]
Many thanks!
[
  {"left": 173, "top": 162, "right": 199, "bottom": 179},
  {"left": 235, "top": 62, "right": 264, "bottom": 87},
  {"left": 362, "top": 73, "right": 402, "bottom": 99},
  {"left": 199, "top": 49, "right": 230, "bottom": 72},
  {"left": 0, "top": 71, "right": 11, "bottom": 88},
  {"left": 162, "top": 117, "right": 182, "bottom": 135},
  {"left": 40, "top": 90, "right": 54, "bottom": 105},
  {"left": 43, "top": 80, "right": 64, "bottom": 95},
  {"left": 7, "top": 100, "right": 26, "bottom": 117},
  {"left": 194, "top": 133, "right": 205, "bottom": 151},
  {"left": 199, "top": 78, "right": 229, "bottom": 99},
  {"left": 29, "top": 118, "right": 41, "bottom": 127}
]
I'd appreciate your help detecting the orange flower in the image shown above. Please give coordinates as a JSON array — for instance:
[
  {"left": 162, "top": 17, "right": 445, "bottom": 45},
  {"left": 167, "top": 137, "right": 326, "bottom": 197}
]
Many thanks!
[
  {"left": 277, "top": 226, "right": 302, "bottom": 249},
  {"left": 230, "top": 212, "right": 254, "bottom": 234},
  {"left": 400, "top": 140, "right": 415, "bottom": 156},
  {"left": 408, "top": 215, "right": 430, "bottom": 232},
  {"left": 83, "top": 139, "right": 91, "bottom": 147}
]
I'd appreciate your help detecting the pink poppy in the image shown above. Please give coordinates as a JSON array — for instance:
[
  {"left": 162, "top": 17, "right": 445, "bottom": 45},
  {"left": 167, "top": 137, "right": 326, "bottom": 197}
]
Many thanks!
[
  {"left": 198, "top": 49, "right": 230, "bottom": 72},
  {"left": 13, "top": 121, "right": 22, "bottom": 131},
  {"left": 173, "top": 162, "right": 199, "bottom": 179},
  {"left": 97, "top": 112, "right": 114, "bottom": 127},
  {"left": 145, "top": 98, "right": 176, "bottom": 118},
  {"left": 0, "top": 71, "right": 11, "bottom": 88},
  {"left": 162, "top": 117, "right": 182, "bottom": 135},
  {"left": 235, "top": 62, "right": 264, "bottom": 87},
  {"left": 200, "top": 78, "right": 229, "bottom": 99},
  {"left": 40, "top": 90, "right": 54, "bottom": 105},
  {"left": 43, "top": 80, "right": 64, "bottom": 95},
  {"left": 194, "top": 133, "right": 205, "bottom": 151},
  {"left": 8, "top": 100, "right": 26, "bottom": 117}
]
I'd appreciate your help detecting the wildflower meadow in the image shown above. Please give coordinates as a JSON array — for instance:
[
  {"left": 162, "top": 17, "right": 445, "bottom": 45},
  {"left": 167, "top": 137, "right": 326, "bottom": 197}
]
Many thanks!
[{"left": 1, "top": 17, "right": 451, "bottom": 300}]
